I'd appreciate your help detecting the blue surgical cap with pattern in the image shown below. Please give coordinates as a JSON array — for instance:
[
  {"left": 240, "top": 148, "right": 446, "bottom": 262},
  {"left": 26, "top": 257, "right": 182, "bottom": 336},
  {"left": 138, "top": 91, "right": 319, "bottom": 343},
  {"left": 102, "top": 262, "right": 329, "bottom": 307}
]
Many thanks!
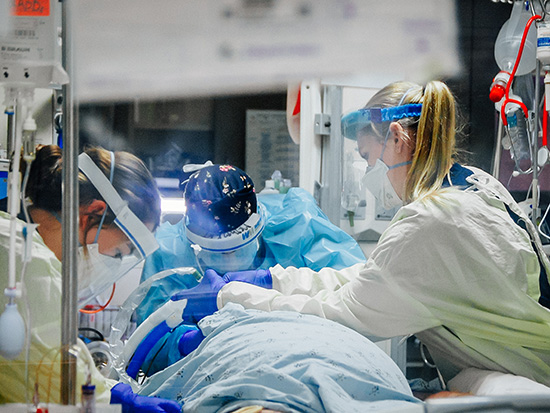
[{"left": 183, "top": 165, "right": 257, "bottom": 238}]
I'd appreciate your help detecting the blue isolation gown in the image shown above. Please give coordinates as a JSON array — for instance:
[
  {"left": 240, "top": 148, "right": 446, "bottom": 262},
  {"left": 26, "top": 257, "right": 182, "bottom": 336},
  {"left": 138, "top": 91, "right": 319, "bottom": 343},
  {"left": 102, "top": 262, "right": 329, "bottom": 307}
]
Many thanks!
[
  {"left": 138, "top": 187, "right": 366, "bottom": 322},
  {"left": 134, "top": 188, "right": 366, "bottom": 371}
]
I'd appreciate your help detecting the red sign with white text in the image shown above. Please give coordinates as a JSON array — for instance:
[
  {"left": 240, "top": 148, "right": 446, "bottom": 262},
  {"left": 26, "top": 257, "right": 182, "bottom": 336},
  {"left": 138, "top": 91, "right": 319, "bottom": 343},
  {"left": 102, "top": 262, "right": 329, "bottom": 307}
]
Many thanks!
[{"left": 14, "top": 0, "right": 50, "bottom": 16}]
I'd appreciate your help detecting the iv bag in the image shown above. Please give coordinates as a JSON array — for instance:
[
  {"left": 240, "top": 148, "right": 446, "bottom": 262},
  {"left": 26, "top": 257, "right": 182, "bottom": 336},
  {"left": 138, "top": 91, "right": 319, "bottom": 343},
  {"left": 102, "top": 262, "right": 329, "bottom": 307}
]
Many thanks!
[{"left": 494, "top": 1, "right": 536, "bottom": 76}]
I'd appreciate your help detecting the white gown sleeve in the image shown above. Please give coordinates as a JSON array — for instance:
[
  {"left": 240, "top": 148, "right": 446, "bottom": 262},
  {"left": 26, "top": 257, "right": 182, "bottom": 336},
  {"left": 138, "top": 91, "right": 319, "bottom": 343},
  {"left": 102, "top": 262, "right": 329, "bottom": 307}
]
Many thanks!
[
  {"left": 218, "top": 211, "right": 442, "bottom": 339},
  {"left": 272, "top": 262, "right": 362, "bottom": 295}
]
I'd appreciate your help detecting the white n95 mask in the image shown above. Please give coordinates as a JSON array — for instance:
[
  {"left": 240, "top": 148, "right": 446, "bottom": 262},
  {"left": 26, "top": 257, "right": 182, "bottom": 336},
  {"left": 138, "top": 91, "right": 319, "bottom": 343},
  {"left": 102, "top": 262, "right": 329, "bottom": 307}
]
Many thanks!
[
  {"left": 77, "top": 243, "right": 142, "bottom": 308},
  {"left": 362, "top": 159, "right": 403, "bottom": 210}
]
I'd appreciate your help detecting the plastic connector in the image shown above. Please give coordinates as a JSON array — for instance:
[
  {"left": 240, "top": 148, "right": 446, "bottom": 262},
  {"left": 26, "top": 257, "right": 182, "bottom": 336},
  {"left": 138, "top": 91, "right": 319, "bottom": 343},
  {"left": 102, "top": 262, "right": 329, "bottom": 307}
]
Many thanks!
[
  {"left": 489, "top": 71, "right": 510, "bottom": 103},
  {"left": 490, "top": 84, "right": 505, "bottom": 103},
  {"left": 22, "top": 116, "right": 37, "bottom": 162},
  {"left": 4, "top": 286, "right": 22, "bottom": 300}
]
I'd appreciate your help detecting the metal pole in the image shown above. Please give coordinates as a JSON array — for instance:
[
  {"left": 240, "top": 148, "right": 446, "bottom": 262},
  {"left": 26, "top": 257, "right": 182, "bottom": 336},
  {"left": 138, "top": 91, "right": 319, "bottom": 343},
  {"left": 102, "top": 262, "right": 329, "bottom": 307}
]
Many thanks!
[
  {"left": 492, "top": 116, "right": 504, "bottom": 179},
  {"left": 532, "top": 60, "right": 541, "bottom": 224},
  {"left": 6, "top": 106, "right": 15, "bottom": 156},
  {"left": 321, "top": 85, "right": 343, "bottom": 226},
  {"left": 60, "top": 0, "right": 78, "bottom": 404}
]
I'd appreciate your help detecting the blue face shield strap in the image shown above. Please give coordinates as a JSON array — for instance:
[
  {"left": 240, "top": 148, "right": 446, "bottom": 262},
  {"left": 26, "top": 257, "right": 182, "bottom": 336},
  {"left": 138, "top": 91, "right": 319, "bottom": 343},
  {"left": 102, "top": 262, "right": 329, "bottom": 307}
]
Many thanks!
[
  {"left": 93, "top": 151, "right": 115, "bottom": 244},
  {"left": 357, "top": 104, "right": 423, "bottom": 125},
  {"left": 379, "top": 88, "right": 420, "bottom": 164},
  {"left": 341, "top": 103, "right": 423, "bottom": 142}
]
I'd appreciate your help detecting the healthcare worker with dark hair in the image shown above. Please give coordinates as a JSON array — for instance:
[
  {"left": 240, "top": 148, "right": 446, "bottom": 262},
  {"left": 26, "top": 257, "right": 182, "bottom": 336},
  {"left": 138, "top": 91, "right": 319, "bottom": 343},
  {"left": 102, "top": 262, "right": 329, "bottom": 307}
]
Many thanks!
[{"left": 0, "top": 145, "right": 179, "bottom": 411}]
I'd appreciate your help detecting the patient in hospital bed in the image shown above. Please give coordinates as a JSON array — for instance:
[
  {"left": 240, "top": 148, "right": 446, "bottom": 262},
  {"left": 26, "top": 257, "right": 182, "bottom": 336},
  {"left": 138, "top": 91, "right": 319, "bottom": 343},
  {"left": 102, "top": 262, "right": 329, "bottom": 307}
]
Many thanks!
[
  {"left": 116, "top": 303, "right": 422, "bottom": 412},
  {"left": 110, "top": 270, "right": 550, "bottom": 412}
]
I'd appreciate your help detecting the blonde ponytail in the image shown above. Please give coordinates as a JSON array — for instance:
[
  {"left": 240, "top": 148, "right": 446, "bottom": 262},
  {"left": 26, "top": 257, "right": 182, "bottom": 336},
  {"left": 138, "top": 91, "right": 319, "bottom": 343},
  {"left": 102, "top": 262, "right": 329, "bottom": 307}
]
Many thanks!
[{"left": 405, "top": 81, "right": 457, "bottom": 203}]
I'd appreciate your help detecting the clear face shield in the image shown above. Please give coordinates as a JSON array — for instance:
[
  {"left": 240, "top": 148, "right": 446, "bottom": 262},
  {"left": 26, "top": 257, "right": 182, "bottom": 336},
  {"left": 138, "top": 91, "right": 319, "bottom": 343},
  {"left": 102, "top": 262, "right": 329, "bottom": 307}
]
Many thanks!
[
  {"left": 77, "top": 153, "right": 159, "bottom": 308},
  {"left": 186, "top": 205, "right": 265, "bottom": 275},
  {"left": 341, "top": 104, "right": 423, "bottom": 143},
  {"left": 341, "top": 104, "right": 422, "bottom": 211}
]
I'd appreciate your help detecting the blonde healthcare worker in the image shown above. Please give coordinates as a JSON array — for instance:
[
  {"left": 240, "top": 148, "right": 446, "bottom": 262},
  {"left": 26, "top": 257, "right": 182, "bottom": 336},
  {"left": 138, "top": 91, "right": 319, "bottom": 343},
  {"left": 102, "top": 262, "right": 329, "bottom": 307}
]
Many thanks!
[
  {"left": 173, "top": 80, "right": 550, "bottom": 389},
  {"left": 0, "top": 145, "right": 179, "bottom": 411}
]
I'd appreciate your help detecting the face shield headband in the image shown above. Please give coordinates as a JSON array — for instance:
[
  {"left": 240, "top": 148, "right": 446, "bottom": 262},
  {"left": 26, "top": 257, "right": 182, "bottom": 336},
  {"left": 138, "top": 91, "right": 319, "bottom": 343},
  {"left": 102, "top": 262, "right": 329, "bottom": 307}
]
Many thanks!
[
  {"left": 185, "top": 203, "right": 266, "bottom": 253},
  {"left": 341, "top": 103, "right": 423, "bottom": 142},
  {"left": 77, "top": 153, "right": 159, "bottom": 307},
  {"left": 186, "top": 204, "right": 265, "bottom": 274}
]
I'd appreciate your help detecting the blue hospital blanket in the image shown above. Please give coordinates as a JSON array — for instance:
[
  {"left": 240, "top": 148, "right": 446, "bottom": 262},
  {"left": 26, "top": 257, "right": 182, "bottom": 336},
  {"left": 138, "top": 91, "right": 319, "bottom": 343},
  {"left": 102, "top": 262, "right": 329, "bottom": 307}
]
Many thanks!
[{"left": 140, "top": 303, "right": 421, "bottom": 412}]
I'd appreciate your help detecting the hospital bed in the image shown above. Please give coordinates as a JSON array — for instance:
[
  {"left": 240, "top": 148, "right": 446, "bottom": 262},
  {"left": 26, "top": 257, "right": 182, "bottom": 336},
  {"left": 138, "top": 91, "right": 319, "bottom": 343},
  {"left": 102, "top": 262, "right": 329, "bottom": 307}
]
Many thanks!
[{"left": 99, "top": 268, "right": 550, "bottom": 413}]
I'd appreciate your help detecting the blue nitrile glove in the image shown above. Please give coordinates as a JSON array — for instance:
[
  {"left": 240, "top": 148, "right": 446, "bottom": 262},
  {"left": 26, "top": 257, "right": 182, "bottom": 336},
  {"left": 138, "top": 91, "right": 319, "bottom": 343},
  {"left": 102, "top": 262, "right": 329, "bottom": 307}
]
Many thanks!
[
  {"left": 110, "top": 383, "right": 181, "bottom": 413},
  {"left": 140, "top": 324, "right": 200, "bottom": 377},
  {"left": 178, "top": 328, "right": 206, "bottom": 356},
  {"left": 222, "top": 269, "right": 272, "bottom": 289},
  {"left": 170, "top": 269, "right": 227, "bottom": 323}
]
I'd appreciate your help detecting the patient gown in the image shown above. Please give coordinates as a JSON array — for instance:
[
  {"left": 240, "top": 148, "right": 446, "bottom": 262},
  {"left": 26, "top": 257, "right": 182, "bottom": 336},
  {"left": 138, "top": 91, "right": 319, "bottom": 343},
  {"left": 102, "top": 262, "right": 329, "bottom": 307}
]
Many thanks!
[{"left": 139, "top": 303, "right": 421, "bottom": 413}]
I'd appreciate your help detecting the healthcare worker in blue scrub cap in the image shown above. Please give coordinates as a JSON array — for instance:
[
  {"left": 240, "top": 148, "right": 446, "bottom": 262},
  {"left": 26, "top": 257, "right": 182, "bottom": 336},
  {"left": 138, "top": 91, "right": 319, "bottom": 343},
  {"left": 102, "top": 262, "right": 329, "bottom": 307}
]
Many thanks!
[
  {"left": 173, "top": 80, "right": 550, "bottom": 390},
  {"left": 137, "top": 163, "right": 366, "bottom": 322},
  {"left": 132, "top": 163, "right": 365, "bottom": 374}
]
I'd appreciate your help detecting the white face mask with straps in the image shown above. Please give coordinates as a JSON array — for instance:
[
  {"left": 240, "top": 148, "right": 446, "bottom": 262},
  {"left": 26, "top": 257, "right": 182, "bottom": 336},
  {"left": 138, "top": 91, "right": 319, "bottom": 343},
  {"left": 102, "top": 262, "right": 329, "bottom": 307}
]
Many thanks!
[
  {"left": 361, "top": 87, "right": 416, "bottom": 210},
  {"left": 187, "top": 203, "right": 266, "bottom": 275},
  {"left": 362, "top": 159, "right": 404, "bottom": 210}
]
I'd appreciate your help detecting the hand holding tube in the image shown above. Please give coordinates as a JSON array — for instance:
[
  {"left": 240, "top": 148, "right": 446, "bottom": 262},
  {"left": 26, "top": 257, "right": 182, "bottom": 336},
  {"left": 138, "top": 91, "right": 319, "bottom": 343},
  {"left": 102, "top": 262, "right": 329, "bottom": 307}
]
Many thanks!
[
  {"left": 222, "top": 269, "right": 272, "bottom": 289},
  {"left": 171, "top": 269, "right": 227, "bottom": 323}
]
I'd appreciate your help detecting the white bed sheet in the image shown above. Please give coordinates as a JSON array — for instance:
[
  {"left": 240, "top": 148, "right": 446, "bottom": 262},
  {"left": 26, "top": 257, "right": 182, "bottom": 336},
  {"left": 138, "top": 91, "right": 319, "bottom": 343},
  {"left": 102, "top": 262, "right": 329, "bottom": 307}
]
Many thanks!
[{"left": 448, "top": 368, "right": 550, "bottom": 396}]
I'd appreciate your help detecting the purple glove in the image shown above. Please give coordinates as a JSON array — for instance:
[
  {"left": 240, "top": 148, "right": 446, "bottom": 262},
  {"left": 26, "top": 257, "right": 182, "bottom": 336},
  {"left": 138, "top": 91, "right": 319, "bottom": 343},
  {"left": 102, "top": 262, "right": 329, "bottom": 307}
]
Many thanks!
[
  {"left": 110, "top": 383, "right": 181, "bottom": 413},
  {"left": 178, "top": 328, "right": 206, "bottom": 356},
  {"left": 170, "top": 269, "right": 227, "bottom": 323},
  {"left": 222, "top": 269, "right": 272, "bottom": 289}
]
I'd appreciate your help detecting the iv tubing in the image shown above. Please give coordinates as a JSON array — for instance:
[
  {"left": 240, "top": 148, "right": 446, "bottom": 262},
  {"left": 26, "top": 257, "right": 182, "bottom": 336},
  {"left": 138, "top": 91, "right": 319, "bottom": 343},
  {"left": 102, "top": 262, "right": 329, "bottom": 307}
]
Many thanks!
[
  {"left": 532, "top": 59, "right": 541, "bottom": 223},
  {"left": 544, "top": 96, "right": 548, "bottom": 147},
  {"left": 501, "top": 14, "right": 541, "bottom": 126},
  {"left": 79, "top": 284, "right": 116, "bottom": 314},
  {"left": 7, "top": 101, "right": 27, "bottom": 292}
]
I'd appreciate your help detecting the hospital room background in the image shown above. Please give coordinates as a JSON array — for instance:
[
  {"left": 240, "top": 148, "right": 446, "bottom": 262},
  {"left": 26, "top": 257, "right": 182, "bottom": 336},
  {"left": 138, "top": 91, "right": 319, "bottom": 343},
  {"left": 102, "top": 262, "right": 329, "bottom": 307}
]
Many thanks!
[{"left": 2, "top": 0, "right": 550, "bottom": 411}]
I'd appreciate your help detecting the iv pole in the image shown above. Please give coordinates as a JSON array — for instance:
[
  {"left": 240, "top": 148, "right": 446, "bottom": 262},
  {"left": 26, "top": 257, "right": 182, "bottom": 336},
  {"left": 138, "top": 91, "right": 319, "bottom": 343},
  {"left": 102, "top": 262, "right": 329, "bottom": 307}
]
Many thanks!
[{"left": 60, "top": 0, "right": 79, "bottom": 404}]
